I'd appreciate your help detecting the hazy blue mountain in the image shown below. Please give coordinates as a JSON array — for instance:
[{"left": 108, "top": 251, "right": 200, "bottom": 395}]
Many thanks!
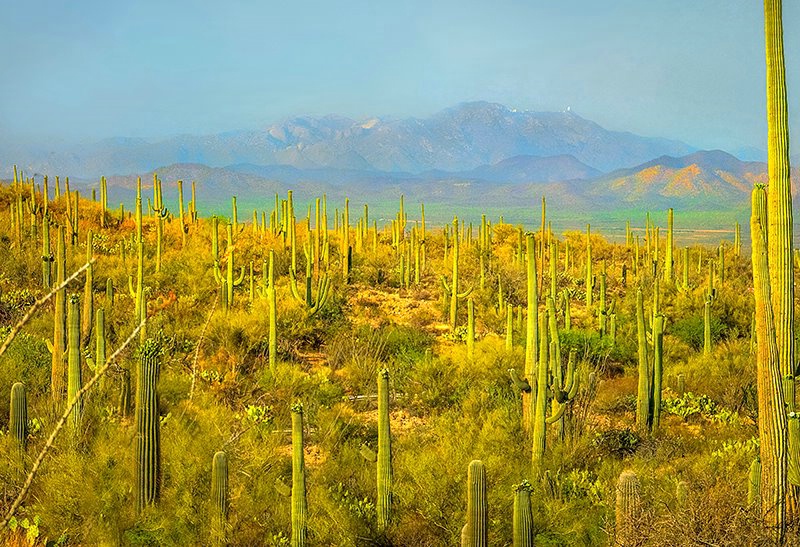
[{"left": 1, "top": 101, "right": 695, "bottom": 179}]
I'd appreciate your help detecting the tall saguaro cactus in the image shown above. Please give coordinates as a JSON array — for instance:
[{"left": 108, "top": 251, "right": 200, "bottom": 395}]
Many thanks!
[
  {"left": 635, "top": 289, "right": 650, "bottom": 433},
  {"left": 51, "top": 226, "right": 67, "bottom": 401},
  {"left": 752, "top": 184, "right": 788, "bottom": 534},
  {"left": 136, "top": 339, "right": 162, "bottom": 512},
  {"left": 377, "top": 369, "right": 393, "bottom": 531},
  {"left": 67, "top": 294, "right": 82, "bottom": 428},
  {"left": 523, "top": 234, "right": 538, "bottom": 430},
  {"left": 461, "top": 460, "right": 487, "bottom": 547},
  {"left": 291, "top": 403, "right": 307, "bottom": 547}
]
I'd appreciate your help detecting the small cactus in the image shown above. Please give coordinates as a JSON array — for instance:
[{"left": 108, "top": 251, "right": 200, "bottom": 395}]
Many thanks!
[
  {"left": 10, "top": 382, "right": 28, "bottom": 454},
  {"left": 615, "top": 470, "right": 643, "bottom": 547},
  {"left": 211, "top": 451, "right": 229, "bottom": 544}
]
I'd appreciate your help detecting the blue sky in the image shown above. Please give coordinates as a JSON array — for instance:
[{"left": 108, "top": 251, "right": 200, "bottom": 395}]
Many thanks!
[{"left": 1, "top": 0, "right": 798, "bottom": 155}]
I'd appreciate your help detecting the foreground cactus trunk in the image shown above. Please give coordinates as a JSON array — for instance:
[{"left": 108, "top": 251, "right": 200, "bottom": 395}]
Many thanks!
[
  {"left": 512, "top": 481, "right": 533, "bottom": 547},
  {"left": 136, "top": 339, "right": 162, "bottom": 512},
  {"left": 752, "top": 184, "right": 788, "bottom": 535},
  {"left": 67, "top": 294, "right": 82, "bottom": 429},
  {"left": 291, "top": 404, "right": 307, "bottom": 547},
  {"left": 10, "top": 382, "right": 28, "bottom": 455},
  {"left": 377, "top": 369, "right": 393, "bottom": 531},
  {"left": 211, "top": 451, "right": 229, "bottom": 545},
  {"left": 461, "top": 460, "right": 487, "bottom": 547}
]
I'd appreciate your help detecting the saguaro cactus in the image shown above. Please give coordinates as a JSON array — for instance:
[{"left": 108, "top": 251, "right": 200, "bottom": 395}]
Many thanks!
[
  {"left": 635, "top": 289, "right": 650, "bottom": 433},
  {"left": 291, "top": 403, "right": 307, "bottom": 547},
  {"left": 703, "top": 296, "right": 712, "bottom": 356},
  {"left": 50, "top": 226, "right": 67, "bottom": 402},
  {"left": 466, "top": 298, "right": 475, "bottom": 360},
  {"left": 442, "top": 217, "right": 473, "bottom": 330},
  {"left": 211, "top": 451, "right": 229, "bottom": 544},
  {"left": 751, "top": 183, "right": 788, "bottom": 533},
  {"left": 136, "top": 338, "right": 162, "bottom": 512},
  {"left": 512, "top": 480, "right": 533, "bottom": 547},
  {"left": 523, "top": 234, "right": 538, "bottom": 430},
  {"left": 10, "top": 382, "right": 28, "bottom": 454},
  {"left": 461, "top": 460, "right": 487, "bottom": 547},
  {"left": 377, "top": 369, "right": 393, "bottom": 531},
  {"left": 67, "top": 294, "right": 82, "bottom": 428},
  {"left": 651, "top": 314, "right": 664, "bottom": 433},
  {"left": 289, "top": 241, "right": 331, "bottom": 316},
  {"left": 214, "top": 223, "right": 246, "bottom": 310},
  {"left": 615, "top": 470, "right": 643, "bottom": 547}
]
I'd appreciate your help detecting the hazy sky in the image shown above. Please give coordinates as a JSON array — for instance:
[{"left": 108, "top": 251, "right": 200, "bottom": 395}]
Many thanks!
[{"left": 1, "top": 0, "right": 798, "bottom": 155}]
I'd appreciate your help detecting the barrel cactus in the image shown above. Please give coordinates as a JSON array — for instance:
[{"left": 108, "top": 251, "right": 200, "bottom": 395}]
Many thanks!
[{"left": 615, "top": 470, "right": 643, "bottom": 547}]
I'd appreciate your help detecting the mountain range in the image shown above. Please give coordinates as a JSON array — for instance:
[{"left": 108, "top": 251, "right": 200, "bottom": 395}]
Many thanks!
[{"left": 3, "top": 101, "right": 796, "bottom": 212}]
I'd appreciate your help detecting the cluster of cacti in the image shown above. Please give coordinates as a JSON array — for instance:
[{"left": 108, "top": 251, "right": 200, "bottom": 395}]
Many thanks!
[{"left": 136, "top": 338, "right": 162, "bottom": 512}]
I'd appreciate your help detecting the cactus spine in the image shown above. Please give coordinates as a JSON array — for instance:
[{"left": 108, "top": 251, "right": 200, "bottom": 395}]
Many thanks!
[
  {"left": 377, "top": 369, "right": 392, "bottom": 531},
  {"left": 136, "top": 339, "right": 162, "bottom": 512},
  {"left": 615, "top": 470, "right": 643, "bottom": 547},
  {"left": 512, "top": 481, "right": 533, "bottom": 547},
  {"left": 461, "top": 460, "right": 487, "bottom": 547},
  {"left": 291, "top": 403, "right": 307, "bottom": 547},
  {"left": 10, "top": 382, "right": 28, "bottom": 454},
  {"left": 211, "top": 451, "right": 229, "bottom": 544},
  {"left": 67, "top": 294, "right": 82, "bottom": 428}
]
